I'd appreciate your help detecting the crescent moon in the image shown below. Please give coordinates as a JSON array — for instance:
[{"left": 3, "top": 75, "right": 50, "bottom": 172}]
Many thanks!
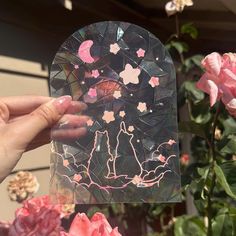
[{"left": 77, "top": 40, "right": 95, "bottom": 63}]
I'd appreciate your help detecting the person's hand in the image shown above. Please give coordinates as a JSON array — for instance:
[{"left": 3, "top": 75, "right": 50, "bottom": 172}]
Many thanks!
[{"left": 0, "top": 95, "right": 89, "bottom": 182}]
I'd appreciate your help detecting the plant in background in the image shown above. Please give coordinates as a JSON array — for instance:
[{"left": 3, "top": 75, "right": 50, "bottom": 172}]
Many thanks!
[{"left": 164, "top": 1, "right": 236, "bottom": 235}]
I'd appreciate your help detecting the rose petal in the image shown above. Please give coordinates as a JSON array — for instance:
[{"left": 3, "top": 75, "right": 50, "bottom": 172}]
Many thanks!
[
  {"left": 202, "top": 52, "right": 222, "bottom": 76},
  {"left": 196, "top": 74, "right": 219, "bottom": 106}
]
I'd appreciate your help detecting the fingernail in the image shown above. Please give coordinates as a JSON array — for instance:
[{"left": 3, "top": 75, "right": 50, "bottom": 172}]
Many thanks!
[{"left": 53, "top": 95, "right": 72, "bottom": 114}]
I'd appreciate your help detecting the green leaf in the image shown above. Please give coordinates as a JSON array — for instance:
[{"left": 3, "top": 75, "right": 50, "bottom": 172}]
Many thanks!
[
  {"left": 183, "top": 55, "right": 204, "bottom": 72},
  {"left": 214, "top": 161, "right": 236, "bottom": 200},
  {"left": 218, "top": 136, "right": 236, "bottom": 154},
  {"left": 179, "top": 121, "right": 207, "bottom": 138},
  {"left": 181, "top": 23, "right": 199, "bottom": 39},
  {"left": 212, "top": 207, "right": 236, "bottom": 236},
  {"left": 223, "top": 117, "right": 236, "bottom": 136},
  {"left": 184, "top": 81, "right": 205, "bottom": 102},
  {"left": 191, "top": 99, "right": 212, "bottom": 124},
  {"left": 168, "top": 41, "right": 189, "bottom": 54},
  {"left": 174, "top": 216, "right": 206, "bottom": 236}
]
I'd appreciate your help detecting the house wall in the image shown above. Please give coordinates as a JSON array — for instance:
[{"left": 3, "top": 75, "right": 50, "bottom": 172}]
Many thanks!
[{"left": 0, "top": 22, "right": 52, "bottom": 221}]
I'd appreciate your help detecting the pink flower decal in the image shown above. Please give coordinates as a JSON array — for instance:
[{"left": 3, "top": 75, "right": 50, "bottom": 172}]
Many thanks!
[
  {"left": 136, "top": 48, "right": 145, "bottom": 58},
  {"left": 119, "top": 110, "right": 126, "bottom": 118},
  {"left": 74, "top": 64, "right": 79, "bottom": 69},
  {"left": 157, "top": 154, "right": 166, "bottom": 163},
  {"left": 128, "top": 126, "right": 135, "bottom": 132},
  {"left": 68, "top": 213, "right": 121, "bottom": 236},
  {"left": 168, "top": 139, "right": 176, "bottom": 145},
  {"left": 119, "top": 64, "right": 141, "bottom": 85},
  {"left": 137, "top": 102, "right": 147, "bottom": 112},
  {"left": 88, "top": 88, "right": 97, "bottom": 98},
  {"left": 73, "top": 174, "right": 82, "bottom": 182},
  {"left": 63, "top": 159, "right": 70, "bottom": 167},
  {"left": 113, "top": 90, "right": 121, "bottom": 99},
  {"left": 91, "top": 69, "right": 100, "bottom": 78},
  {"left": 197, "top": 52, "right": 236, "bottom": 117},
  {"left": 110, "top": 43, "right": 120, "bottom": 55},
  {"left": 102, "top": 111, "right": 115, "bottom": 123},
  {"left": 86, "top": 119, "right": 94, "bottom": 126},
  {"left": 149, "top": 76, "right": 160, "bottom": 87}
]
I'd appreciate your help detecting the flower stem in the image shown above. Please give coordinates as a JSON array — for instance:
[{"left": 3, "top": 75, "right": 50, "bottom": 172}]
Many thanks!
[{"left": 206, "top": 103, "right": 221, "bottom": 236}]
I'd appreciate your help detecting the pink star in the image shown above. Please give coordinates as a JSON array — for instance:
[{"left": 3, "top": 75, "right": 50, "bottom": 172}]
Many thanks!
[
  {"left": 63, "top": 159, "right": 69, "bottom": 167},
  {"left": 157, "top": 154, "right": 166, "bottom": 163},
  {"left": 119, "top": 64, "right": 141, "bottom": 85},
  {"left": 88, "top": 88, "right": 97, "bottom": 98},
  {"left": 86, "top": 119, "right": 94, "bottom": 126},
  {"left": 110, "top": 43, "right": 120, "bottom": 55},
  {"left": 119, "top": 110, "right": 126, "bottom": 118},
  {"left": 128, "top": 126, "right": 135, "bottom": 132},
  {"left": 137, "top": 102, "right": 147, "bottom": 112},
  {"left": 168, "top": 139, "right": 176, "bottom": 145},
  {"left": 113, "top": 90, "right": 121, "bottom": 99},
  {"left": 149, "top": 76, "right": 160, "bottom": 87},
  {"left": 91, "top": 69, "right": 100, "bottom": 78},
  {"left": 73, "top": 174, "right": 82, "bottom": 182},
  {"left": 102, "top": 111, "right": 115, "bottom": 124},
  {"left": 136, "top": 48, "right": 145, "bottom": 58}
]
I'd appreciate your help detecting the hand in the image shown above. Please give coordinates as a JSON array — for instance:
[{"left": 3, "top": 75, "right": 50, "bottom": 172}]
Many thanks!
[{"left": 0, "top": 95, "right": 89, "bottom": 182}]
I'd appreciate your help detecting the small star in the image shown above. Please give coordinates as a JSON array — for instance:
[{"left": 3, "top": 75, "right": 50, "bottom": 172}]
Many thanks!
[
  {"left": 91, "top": 69, "right": 100, "bottom": 78},
  {"left": 81, "top": 81, "right": 85, "bottom": 84},
  {"left": 113, "top": 90, "right": 121, "bottom": 99},
  {"left": 73, "top": 174, "right": 82, "bottom": 182},
  {"left": 137, "top": 139, "right": 140, "bottom": 143},
  {"left": 156, "top": 57, "right": 159, "bottom": 60},
  {"left": 88, "top": 88, "right": 97, "bottom": 98},
  {"left": 63, "top": 159, "right": 69, "bottom": 167},
  {"left": 119, "top": 111, "right": 126, "bottom": 118},
  {"left": 130, "top": 93, "right": 133, "bottom": 96},
  {"left": 137, "top": 102, "right": 147, "bottom": 112},
  {"left": 110, "top": 43, "right": 120, "bottom": 55},
  {"left": 119, "top": 64, "right": 141, "bottom": 85},
  {"left": 150, "top": 109, "right": 153, "bottom": 113},
  {"left": 168, "top": 139, "right": 176, "bottom": 145},
  {"left": 136, "top": 48, "right": 145, "bottom": 58},
  {"left": 157, "top": 154, "right": 166, "bottom": 163},
  {"left": 128, "top": 126, "right": 135, "bottom": 132},
  {"left": 86, "top": 119, "right": 94, "bottom": 126},
  {"left": 102, "top": 111, "right": 115, "bottom": 124},
  {"left": 101, "top": 70, "right": 104, "bottom": 73},
  {"left": 149, "top": 76, "right": 160, "bottom": 88},
  {"left": 74, "top": 64, "right": 79, "bottom": 69}
]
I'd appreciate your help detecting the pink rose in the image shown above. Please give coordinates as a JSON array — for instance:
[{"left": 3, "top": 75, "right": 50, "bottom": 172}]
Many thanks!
[
  {"left": 68, "top": 213, "right": 122, "bottom": 236},
  {"left": 196, "top": 52, "right": 236, "bottom": 117},
  {"left": 180, "top": 154, "right": 190, "bottom": 166},
  {"left": 9, "top": 195, "right": 63, "bottom": 236},
  {"left": 0, "top": 220, "right": 11, "bottom": 236}
]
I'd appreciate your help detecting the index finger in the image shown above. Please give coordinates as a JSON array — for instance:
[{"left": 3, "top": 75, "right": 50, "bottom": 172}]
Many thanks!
[{"left": 0, "top": 96, "right": 52, "bottom": 115}]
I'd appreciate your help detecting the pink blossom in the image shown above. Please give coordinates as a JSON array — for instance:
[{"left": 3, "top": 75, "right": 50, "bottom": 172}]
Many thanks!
[
  {"left": 196, "top": 52, "right": 236, "bottom": 117},
  {"left": 180, "top": 154, "right": 190, "bottom": 166},
  {"left": 68, "top": 213, "right": 121, "bottom": 236},
  {"left": 9, "top": 195, "right": 64, "bottom": 236}
]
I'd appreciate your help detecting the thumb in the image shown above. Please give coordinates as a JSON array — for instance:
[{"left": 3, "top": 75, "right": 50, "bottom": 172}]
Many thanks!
[{"left": 9, "top": 95, "right": 72, "bottom": 150}]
